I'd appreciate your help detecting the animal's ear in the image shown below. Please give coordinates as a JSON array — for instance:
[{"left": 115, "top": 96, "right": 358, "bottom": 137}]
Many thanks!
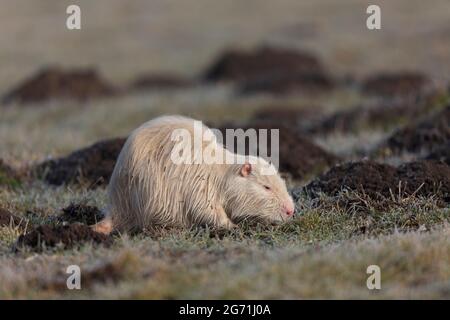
[{"left": 240, "top": 163, "right": 252, "bottom": 177}]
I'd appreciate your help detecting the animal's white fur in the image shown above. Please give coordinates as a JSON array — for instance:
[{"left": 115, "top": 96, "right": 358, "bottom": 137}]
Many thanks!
[{"left": 95, "top": 115, "right": 294, "bottom": 233}]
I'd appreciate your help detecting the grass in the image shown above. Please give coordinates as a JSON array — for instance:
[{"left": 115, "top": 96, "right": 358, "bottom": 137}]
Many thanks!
[
  {"left": 1, "top": 222, "right": 448, "bottom": 299},
  {"left": 0, "top": 178, "right": 449, "bottom": 298},
  {"left": 0, "top": 172, "right": 21, "bottom": 190}
]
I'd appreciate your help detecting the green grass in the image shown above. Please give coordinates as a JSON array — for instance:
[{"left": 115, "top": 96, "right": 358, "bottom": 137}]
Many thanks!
[
  {"left": 1, "top": 223, "right": 448, "bottom": 299},
  {"left": 0, "top": 180, "right": 448, "bottom": 298},
  {"left": 0, "top": 172, "right": 21, "bottom": 189}
]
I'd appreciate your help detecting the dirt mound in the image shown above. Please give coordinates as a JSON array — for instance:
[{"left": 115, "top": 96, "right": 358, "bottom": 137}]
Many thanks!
[
  {"left": 58, "top": 203, "right": 104, "bottom": 225},
  {"left": 396, "top": 161, "right": 450, "bottom": 201},
  {"left": 36, "top": 137, "right": 126, "bottom": 187},
  {"left": 203, "top": 46, "right": 324, "bottom": 83},
  {"left": 16, "top": 224, "right": 112, "bottom": 250},
  {"left": 361, "top": 71, "right": 431, "bottom": 98},
  {"left": 308, "top": 100, "right": 434, "bottom": 135},
  {"left": 425, "top": 144, "right": 450, "bottom": 165},
  {"left": 0, "top": 159, "right": 22, "bottom": 189},
  {"left": 303, "top": 161, "right": 398, "bottom": 200},
  {"left": 129, "top": 73, "right": 195, "bottom": 91},
  {"left": 250, "top": 106, "right": 324, "bottom": 128},
  {"left": 380, "top": 105, "right": 450, "bottom": 155},
  {"left": 217, "top": 121, "right": 340, "bottom": 180},
  {"left": 302, "top": 160, "right": 450, "bottom": 203},
  {"left": 0, "top": 207, "right": 25, "bottom": 228},
  {"left": 2, "top": 67, "right": 118, "bottom": 105},
  {"left": 238, "top": 72, "right": 334, "bottom": 96}
]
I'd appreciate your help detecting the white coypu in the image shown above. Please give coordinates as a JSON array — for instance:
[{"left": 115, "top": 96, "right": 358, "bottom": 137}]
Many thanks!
[{"left": 93, "top": 115, "right": 295, "bottom": 234}]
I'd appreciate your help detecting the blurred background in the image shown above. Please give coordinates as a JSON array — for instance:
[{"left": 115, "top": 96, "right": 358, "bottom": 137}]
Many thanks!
[
  {"left": 1, "top": 0, "right": 449, "bottom": 166},
  {"left": 1, "top": 0, "right": 450, "bottom": 89}
]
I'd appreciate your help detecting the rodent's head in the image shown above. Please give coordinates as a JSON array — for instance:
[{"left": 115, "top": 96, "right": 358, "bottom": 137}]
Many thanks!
[{"left": 223, "top": 157, "right": 295, "bottom": 224}]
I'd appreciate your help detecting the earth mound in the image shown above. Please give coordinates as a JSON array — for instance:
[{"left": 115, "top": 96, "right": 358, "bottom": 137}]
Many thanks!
[
  {"left": 203, "top": 46, "right": 324, "bottom": 83},
  {"left": 424, "top": 144, "right": 450, "bottom": 165},
  {"left": 307, "top": 100, "right": 434, "bottom": 135},
  {"left": 361, "top": 71, "right": 431, "bottom": 98},
  {"left": 250, "top": 106, "right": 324, "bottom": 129},
  {"left": 129, "top": 73, "right": 194, "bottom": 91},
  {"left": 217, "top": 121, "right": 340, "bottom": 180},
  {"left": 301, "top": 160, "right": 450, "bottom": 203},
  {"left": 303, "top": 161, "right": 398, "bottom": 200},
  {"left": 396, "top": 161, "right": 450, "bottom": 202},
  {"left": 238, "top": 72, "right": 334, "bottom": 96},
  {"left": 36, "top": 137, "right": 126, "bottom": 187},
  {"left": 16, "top": 224, "right": 112, "bottom": 250},
  {"left": 2, "top": 67, "right": 118, "bottom": 105},
  {"left": 0, "top": 207, "right": 25, "bottom": 228},
  {"left": 380, "top": 105, "right": 450, "bottom": 155},
  {"left": 58, "top": 203, "right": 104, "bottom": 225}
]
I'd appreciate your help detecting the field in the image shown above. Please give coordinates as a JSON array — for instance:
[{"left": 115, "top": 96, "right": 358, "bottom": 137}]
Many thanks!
[{"left": 0, "top": 0, "right": 449, "bottom": 299}]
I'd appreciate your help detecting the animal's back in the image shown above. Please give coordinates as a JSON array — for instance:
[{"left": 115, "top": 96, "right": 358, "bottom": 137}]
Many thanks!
[{"left": 107, "top": 115, "right": 226, "bottom": 232}]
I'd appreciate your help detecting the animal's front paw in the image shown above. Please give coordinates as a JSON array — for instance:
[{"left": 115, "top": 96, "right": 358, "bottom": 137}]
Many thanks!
[
  {"left": 223, "top": 220, "right": 237, "bottom": 230},
  {"left": 216, "top": 215, "right": 238, "bottom": 230}
]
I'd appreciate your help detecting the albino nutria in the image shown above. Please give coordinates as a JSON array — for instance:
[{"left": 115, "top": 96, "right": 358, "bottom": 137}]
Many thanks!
[{"left": 93, "top": 116, "right": 295, "bottom": 234}]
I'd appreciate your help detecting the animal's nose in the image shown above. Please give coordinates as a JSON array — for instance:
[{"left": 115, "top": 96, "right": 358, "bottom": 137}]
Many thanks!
[{"left": 284, "top": 204, "right": 295, "bottom": 216}]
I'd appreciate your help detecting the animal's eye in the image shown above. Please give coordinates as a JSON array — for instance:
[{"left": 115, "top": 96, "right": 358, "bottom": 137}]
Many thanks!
[{"left": 263, "top": 185, "right": 271, "bottom": 191}]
